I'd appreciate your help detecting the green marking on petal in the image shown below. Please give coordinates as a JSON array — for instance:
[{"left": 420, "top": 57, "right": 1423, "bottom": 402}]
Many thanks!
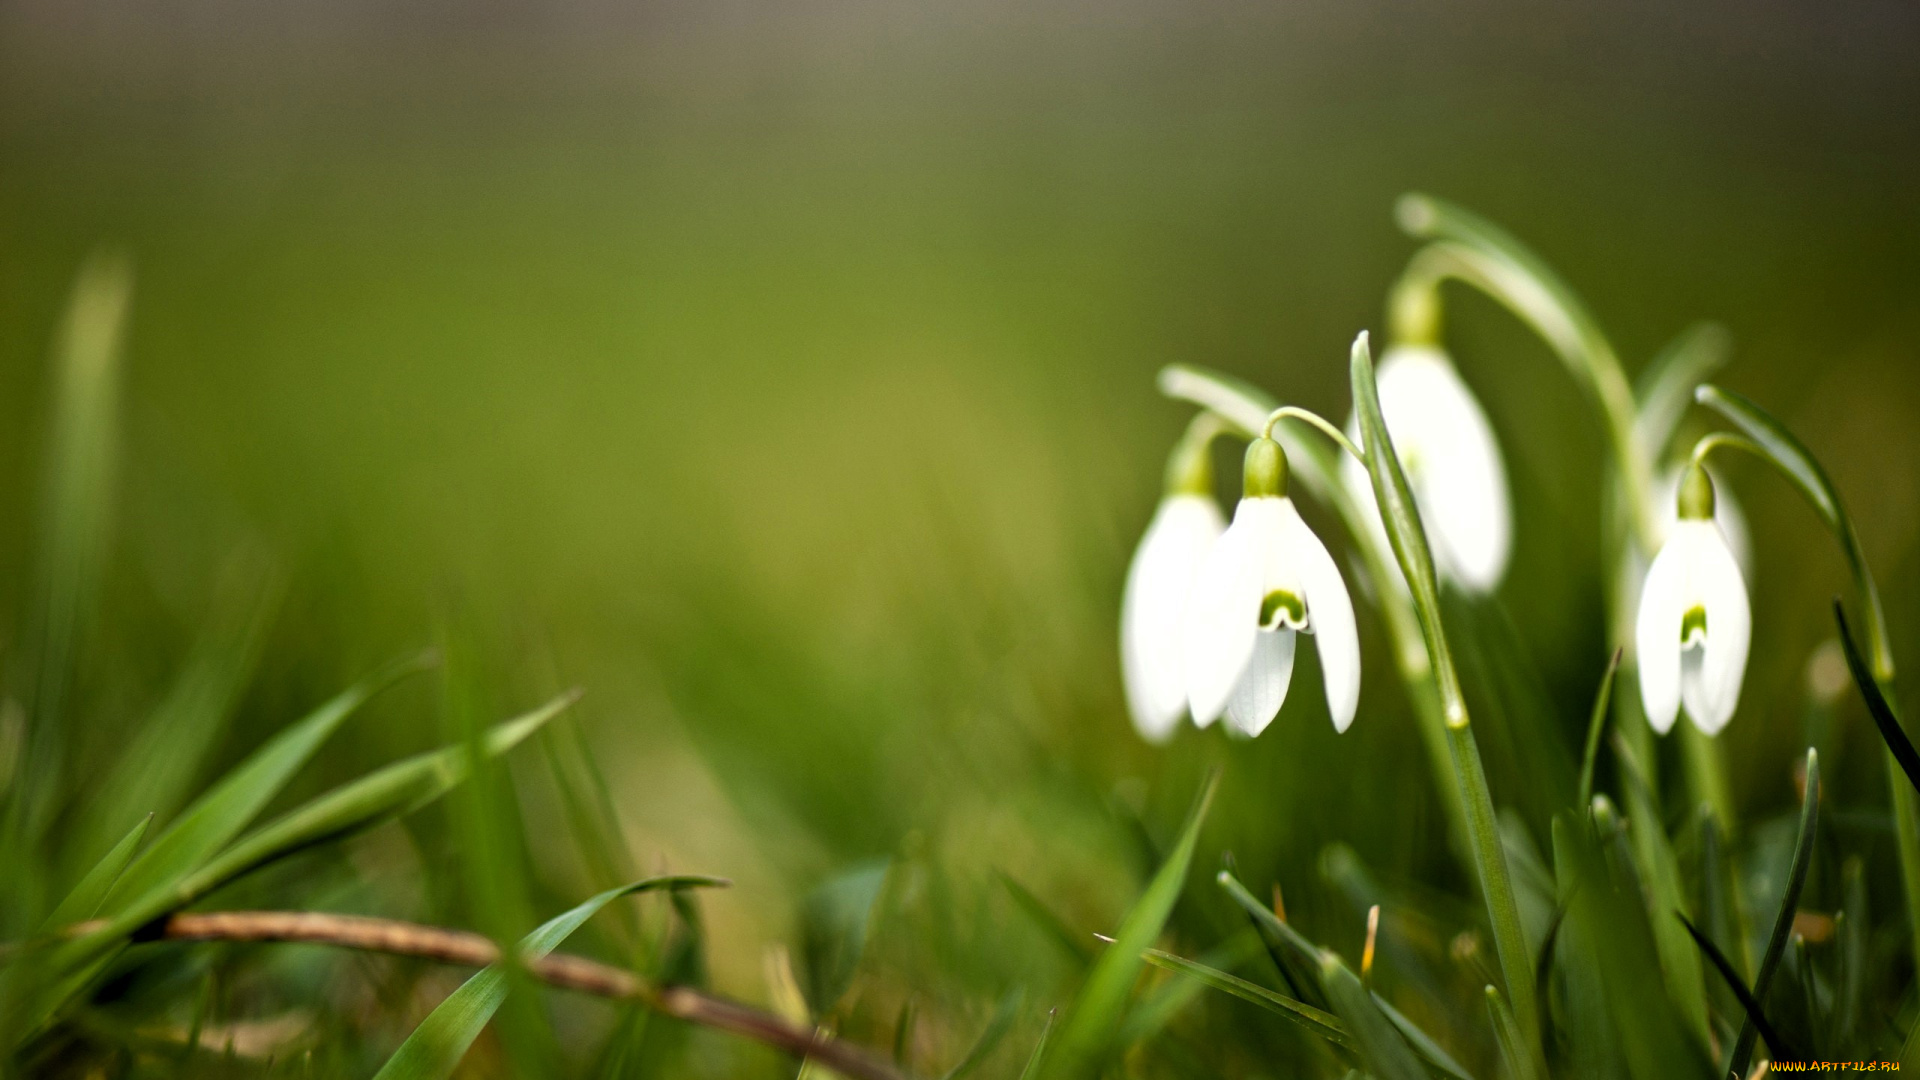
[
  {"left": 1261, "top": 589, "right": 1307, "bottom": 630},
  {"left": 1681, "top": 605, "right": 1708, "bottom": 646}
]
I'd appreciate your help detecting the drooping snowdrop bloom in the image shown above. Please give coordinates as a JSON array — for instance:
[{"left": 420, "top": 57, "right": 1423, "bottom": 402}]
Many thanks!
[
  {"left": 1121, "top": 421, "right": 1226, "bottom": 741},
  {"left": 1635, "top": 465, "right": 1751, "bottom": 735},
  {"left": 1340, "top": 345, "right": 1511, "bottom": 593},
  {"left": 1185, "top": 437, "right": 1361, "bottom": 736}
]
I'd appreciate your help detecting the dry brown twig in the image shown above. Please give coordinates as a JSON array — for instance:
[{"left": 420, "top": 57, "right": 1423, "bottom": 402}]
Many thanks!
[{"left": 66, "top": 910, "right": 908, "bottom": 1080}]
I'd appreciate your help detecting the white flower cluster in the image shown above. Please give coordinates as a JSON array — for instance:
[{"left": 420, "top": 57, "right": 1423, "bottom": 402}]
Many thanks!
[{"left": 1120, "top": 345, "right": 1752, "bottom": 743}]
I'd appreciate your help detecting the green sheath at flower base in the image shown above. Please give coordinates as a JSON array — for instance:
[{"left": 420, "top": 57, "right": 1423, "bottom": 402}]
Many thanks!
[
  {"left": 1675, "top": 464, "right": 1715, "bottom": 521},
  {"left": 1164, "top": 411, "right": 1224, "bottom": 498},
  {"left": 1243, "top": 437, "right": 1288, "bottom": 499}
]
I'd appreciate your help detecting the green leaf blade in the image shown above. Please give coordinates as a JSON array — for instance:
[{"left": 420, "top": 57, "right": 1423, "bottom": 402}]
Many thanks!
[
  {"left": 101, "top": 653, "right": 433, "bottom": 916},
  {"left": 373, "top": 875, "right": 726, "bottom": 1080},
  {"left": 1040, "top": 771, "right": 1217, "bottom": 1080}
]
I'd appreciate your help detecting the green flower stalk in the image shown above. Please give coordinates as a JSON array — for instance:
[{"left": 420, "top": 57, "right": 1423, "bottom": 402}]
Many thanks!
[{"left": 1348, "top": 332, "right": 1538, "bottom": 1044}]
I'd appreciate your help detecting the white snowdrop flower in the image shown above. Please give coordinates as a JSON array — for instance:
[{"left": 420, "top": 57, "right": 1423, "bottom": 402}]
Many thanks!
[
  {"left": 1340, "top": 344, "right": 1511, "bottom": 593},
  {"left": 1121, "top": 491, "right": 1225, "bottom": 743},
  {"left": 1635, "top": 465, "right": 1751, "bottom": 735},
  {"left": 1184, "top": 437, "right": 1361, "bottom": 736}
]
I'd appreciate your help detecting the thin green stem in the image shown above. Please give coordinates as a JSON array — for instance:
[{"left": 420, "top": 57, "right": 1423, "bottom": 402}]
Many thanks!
[
  {"left": 1349, "top": 333, "right": 1537, "bottom": 1044},
  {"left": 1261, "top": 407, "right": 1367, "bottom": 466}
]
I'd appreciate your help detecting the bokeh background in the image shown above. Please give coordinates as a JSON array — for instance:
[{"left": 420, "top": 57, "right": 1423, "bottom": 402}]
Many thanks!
[{"left": 3, "top": 0, "right": 1919, "bottom": 1073}]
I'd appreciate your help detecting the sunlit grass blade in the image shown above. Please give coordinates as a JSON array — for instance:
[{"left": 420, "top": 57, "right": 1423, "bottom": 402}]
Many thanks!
[
  {"left": 1836, "top": 600, "right": 1920, "bottom": 793},
  {"left": 1632, "top": 322, "right": 1731, "bottom": 458},
  {"left": 41, "top": 813, "right": 151, "bottom": 931},
  {"left": 1039, "top": 770, "right": 1216, "bottom": 1080},
  {"left": 1017, "top": 1010, "right": 1056, "bottom": 1080},
  {"left": 1484, "top": 985, "right": 1540, "bottom": 1080},
  {"left": 372, "top": 876, "right": 725, "bottom": 1080},
  {"left": 1676, "top": 914, "right": 1794, "bottom": 1064},
  {"left": 1138, "top": 948, "right": 1355, "bottom": 1052},
  {"left": 1119, "top": 932, "right": 1261, "bottom": 1048},
  {"left": 940, "top": 987, "right": 1022, "bottom": 1080},
  {"left": 1726, "top": 748, "right": 1820, "bottom": 1079},
  {"left": 101, "top": 652, "right": 436, "bottom": 916},
  {"left": 1575, "top": 648, "right": 1621, "bottom": 809},
  {"left": 996, "top": 871, "right": 1093, "bottom": 967}
]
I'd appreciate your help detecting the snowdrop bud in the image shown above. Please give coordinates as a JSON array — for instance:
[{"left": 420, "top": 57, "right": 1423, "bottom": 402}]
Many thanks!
[
  {"left": 1635, "top": 467, "right": 1751, "bottom": 735},
  {"left": 1121, "top": 426, "right": 1227, "bottom": 742},
  {"left": 1340, "top": 345, "right": 1511, "bottom": 594},
  {"left": 1184, "top": 440, "right": 1361, "bottom": 736}
]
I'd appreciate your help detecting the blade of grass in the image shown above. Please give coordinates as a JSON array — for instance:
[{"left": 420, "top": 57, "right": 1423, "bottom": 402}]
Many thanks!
[
  {"left": 1017, "top": 1011, "right": 1056, "bottom": 1080},
  {"left": 1550, "top": 810, "right": 1713, "bottom": 1079},
  {"left": 1119, "top": 932, "right": 1262, "bottom": 1048},
  {"left": 1484, "top": 985, "right": 1541, "bottom": 1080},
  {"left": 940, "top": 987, "right": 1022, "bottom": 1080},
  {"left": 1836, "top": 857, "right": 1865, "bottom": 1043},
  {"left": 1726, "top": 749, "right": 1820, "bottom": 1080},
  {"left": 1351, "top": 332, "right": 1537, "bottom": 1042},
  {"left": 1138, "top": 949, "right": 1354, "bottom": 1052},
  {"left": 372, "top": 876, "right": 725, "bottom": 1080},
  {"left": 19, "top": 693, "right": 577, "bottom": 1048},
  {"left": 1676, "top": 914, "right": 1794, "bottom": 1064},
  {"left": 1606, "top": 729, "right": 1710, "bottom": 1050},
  {"left": 102, "top": 652, "right": 436, "bottom": 916},
  {"left": 1217, "top": 871, "right": 1470, "bottom": 1080},
  {"left": 1836, "top": 601, "right": 1920, "bottom": 792},
  {"left": 1039, "top": 770, "right": 1216, "bottom": 1080},
  {"left": 42, "top": 814, "right": 151, "bottom": 930},
  {"left": 1316, "top": 949, "right": 1426, "bottom": 1080},
  {"left": 9, "top": 253, "right": 132, "bottom": 865},
  {"left": 1576, "top": 649, "right": 1621, "bottom": 809}
]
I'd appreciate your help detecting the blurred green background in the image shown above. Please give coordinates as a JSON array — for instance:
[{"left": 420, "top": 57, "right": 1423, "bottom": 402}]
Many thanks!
[{"left": 2, "top": 0, "right": 1919, "bottom": 1073}]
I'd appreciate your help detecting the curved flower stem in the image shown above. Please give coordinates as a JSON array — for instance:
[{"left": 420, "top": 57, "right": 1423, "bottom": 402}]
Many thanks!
[
  {"left": 1349, "top": 332, "right": 1538, "bottom": 1046},
  {"left": 70, "top": 910, "right": 908, "bottom": 1080},
  {"left": 1261, "top": 407, "right": 1367, "bottom": 466},
  {"left": 1391, "top": 198, "right": 1659, "bottom": 557}
]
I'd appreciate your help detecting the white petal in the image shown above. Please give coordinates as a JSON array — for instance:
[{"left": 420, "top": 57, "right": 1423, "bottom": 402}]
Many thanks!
[
  {"left": 1225, "top": 630, "right": 1296, "bottom": 737},
  {"left": 1340, "top": 346, "right": 1511, "bottom": 594},
  {"left": 1634, "top": 533, "right": 1687, "bottom": 734},
  {"left": 1681, "top": 522, "right": 1750, "bottom": 735},
  {"left": 1121, "top": 494, "right": 1225, "bottom": 741},
  {"left": 1372, "top": 348, "right": 1512, "bottom": 592},
  {"left": 1276, "top": 500, "right": 1362, "bottom": 732},
  {"left": 1182, "top": 504, "right": 1265, "bottom": 727}
]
